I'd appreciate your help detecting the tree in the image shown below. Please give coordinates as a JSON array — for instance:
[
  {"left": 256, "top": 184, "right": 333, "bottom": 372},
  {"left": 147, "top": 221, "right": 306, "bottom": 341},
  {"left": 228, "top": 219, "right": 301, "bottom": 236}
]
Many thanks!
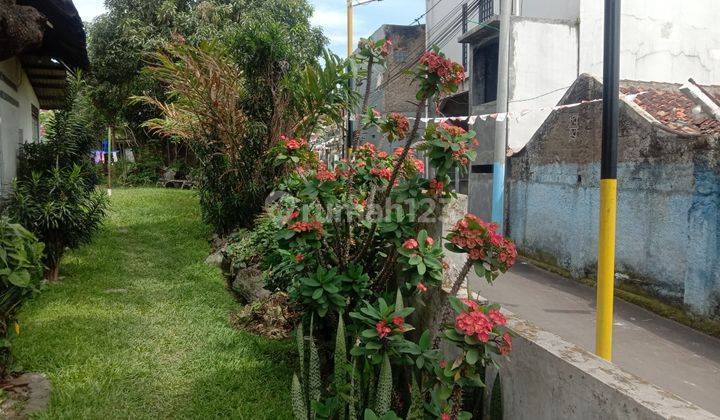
[{"left": 136, "top": 0, "right": 330, "bottom": 234}]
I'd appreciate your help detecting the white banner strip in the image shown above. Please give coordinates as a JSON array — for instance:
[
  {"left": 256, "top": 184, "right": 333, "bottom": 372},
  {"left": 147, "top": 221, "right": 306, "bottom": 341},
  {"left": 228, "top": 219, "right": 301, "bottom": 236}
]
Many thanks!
[{"left": 406, "top": 91, "right": 646, "bottom": 124}]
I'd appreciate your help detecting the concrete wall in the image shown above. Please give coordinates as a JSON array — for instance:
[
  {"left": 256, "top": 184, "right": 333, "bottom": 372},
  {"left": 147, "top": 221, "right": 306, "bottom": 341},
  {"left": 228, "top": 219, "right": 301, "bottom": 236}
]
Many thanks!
[
  {"left": 490, "top": 305, "right": 718, "bottom": 420},
  {"left": 507, "top": 17, "right": 578, "bottom": 152},
  {"left": 519, "top": 0, "right": 579, "bottom": 21},
  {"left": 419, "top": 276, "right": 720, "bottom": 419},
  {"left": 467, "top": 17, "right": 578, "bottom": 219},
  {"left": 468, "top": 102, "right": 496, "bottom": 220},
  {"left": 506, "top": 95, "right": 720, "bottom": 316},
  {"left": 579, "top": 0, "right": 720, "bottom": 84},
  {"left": 0, "top": 58, "right": 40, "bottom": 195}
]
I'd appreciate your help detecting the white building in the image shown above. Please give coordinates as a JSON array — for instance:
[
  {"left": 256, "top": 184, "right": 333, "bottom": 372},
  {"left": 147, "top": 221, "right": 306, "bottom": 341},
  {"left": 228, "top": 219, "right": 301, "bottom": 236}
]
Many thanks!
[
  {"left": 426, "top": 0, "right": 720, "bottom": 217},
  {"left": 0, "top": 0, "right": 88, "bottom": 195}
]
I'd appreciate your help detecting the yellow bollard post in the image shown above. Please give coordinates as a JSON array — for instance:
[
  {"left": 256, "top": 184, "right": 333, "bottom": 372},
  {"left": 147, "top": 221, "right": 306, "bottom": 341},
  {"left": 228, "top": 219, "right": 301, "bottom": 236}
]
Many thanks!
[{"left": 596, "top": 179, "right": 617, "bottom": 360}]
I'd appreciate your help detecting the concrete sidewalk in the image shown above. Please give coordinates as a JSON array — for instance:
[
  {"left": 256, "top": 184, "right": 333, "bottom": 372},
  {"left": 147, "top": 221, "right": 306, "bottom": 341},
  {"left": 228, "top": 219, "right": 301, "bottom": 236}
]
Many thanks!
[{"left": 469, "top": 261, "right": 720, "bottom": 416}]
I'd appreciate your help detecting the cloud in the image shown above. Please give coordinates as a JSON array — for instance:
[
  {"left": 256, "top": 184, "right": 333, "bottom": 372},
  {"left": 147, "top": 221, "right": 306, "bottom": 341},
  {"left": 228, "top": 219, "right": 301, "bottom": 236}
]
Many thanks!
[
  {"left": 73, "top": 0, "right": 107, "bottom": 21},
  {"left": 311, "top": 9, "right": 347, "bottom": 29}
]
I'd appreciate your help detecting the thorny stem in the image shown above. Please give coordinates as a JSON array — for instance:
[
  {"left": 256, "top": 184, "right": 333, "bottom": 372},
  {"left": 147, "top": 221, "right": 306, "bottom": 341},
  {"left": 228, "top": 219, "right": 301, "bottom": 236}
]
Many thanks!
[
  {"left": 450, "top": 258, "right": 474, "bottom": 296},
  {"left": 381, "top": 98, "right": 427, "bottom": 203},
  {"left": 374, "top": 248, "right": 398, "bottom": 289},
  {"left": 319, "top": 199, "right": 346, "bottom": 270},
  {"left": 433, "top": 258, "right": 474, "bottom": 349},
  {"left": 351, "top": 55, "right": 375, "bottom": 150},
  {"left": 450, "top": 385, "right": 463, "bottom": 419},
  {"left": 353, "top": 98, "right": 427, "bottom": 263}
]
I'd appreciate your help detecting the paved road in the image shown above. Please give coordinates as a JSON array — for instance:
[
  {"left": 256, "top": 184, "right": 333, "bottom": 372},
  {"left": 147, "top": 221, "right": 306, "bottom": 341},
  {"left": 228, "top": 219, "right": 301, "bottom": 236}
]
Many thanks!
[{"left": 470, "top": 261, "right": 720, "bottom": 416}]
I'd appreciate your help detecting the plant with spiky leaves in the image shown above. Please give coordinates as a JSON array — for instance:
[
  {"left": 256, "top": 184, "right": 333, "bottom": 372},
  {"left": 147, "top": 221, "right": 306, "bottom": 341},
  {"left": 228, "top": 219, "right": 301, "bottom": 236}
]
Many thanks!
[{"left": 265, "top": 43, "right": 518, "bottom": 418}]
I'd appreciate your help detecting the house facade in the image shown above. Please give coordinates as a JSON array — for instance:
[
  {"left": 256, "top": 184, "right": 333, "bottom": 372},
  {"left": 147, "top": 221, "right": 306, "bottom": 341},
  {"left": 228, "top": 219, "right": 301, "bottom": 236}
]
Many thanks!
[
  {"left": 355, "top": 24, "right": 426, "bottom": 154},
  {"left": 423, "top": 0, "right": 720, "bottom": 218},
  {"left": 0, "top": 0, "right": 88, "bottom": 195},
  {"left": 507, "top": 74, "right": 720, "bottom": 317}
]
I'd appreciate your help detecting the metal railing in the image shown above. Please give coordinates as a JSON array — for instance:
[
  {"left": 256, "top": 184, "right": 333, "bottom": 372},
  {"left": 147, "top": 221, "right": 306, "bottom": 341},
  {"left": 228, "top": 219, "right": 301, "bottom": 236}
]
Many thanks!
[{"left": 478, "top": 0, "right": 494, "bottom": 23}]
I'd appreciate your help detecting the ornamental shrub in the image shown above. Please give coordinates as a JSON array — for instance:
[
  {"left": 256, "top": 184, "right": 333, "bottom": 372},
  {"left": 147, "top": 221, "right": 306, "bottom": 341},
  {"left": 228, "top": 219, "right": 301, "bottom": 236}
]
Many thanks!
[
  {"left": 255, "top": 42, "right": 519, "bottom": 418},
  {"left": 0, "top": 217, "right": 44, "bottom": 374},
  {"left": 6, "top": 73, "right": 108, "bottom": 281},
  {"left": 138, "top": 0, "right": 349, "bottom": 235}
]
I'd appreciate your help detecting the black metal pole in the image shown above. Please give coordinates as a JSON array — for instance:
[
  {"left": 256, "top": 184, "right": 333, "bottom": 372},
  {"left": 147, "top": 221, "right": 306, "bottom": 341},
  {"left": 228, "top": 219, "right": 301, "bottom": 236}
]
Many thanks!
[
  {"left": 596, "top": 0, "right": 620, "bottom": 361},
  {"left": 601, "top": 0, "right": 620, "bottom": 180}
]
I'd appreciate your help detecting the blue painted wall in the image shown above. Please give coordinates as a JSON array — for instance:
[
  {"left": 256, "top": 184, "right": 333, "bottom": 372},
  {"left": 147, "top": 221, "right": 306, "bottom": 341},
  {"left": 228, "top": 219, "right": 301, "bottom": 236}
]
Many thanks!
[{"left": 507, "top": 160, "right": 719, "bottom": 316}]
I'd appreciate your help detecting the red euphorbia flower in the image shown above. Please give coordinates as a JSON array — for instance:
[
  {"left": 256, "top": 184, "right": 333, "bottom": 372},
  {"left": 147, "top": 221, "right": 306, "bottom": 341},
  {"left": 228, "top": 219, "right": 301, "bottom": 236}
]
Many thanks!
[
  {"left": 380, "top": 39, "right": 392, "bottom": 57},
  {"left": 488, "top": 309, "right": 506, "bottom": 326},
  {"left": 455, "top": 309, "right": 493, "bottom": 342},
  {"left": 370, "top": 167, "right": 393, "bottom": 180},
  {"left": 403, "top": 239, "right": 419, "bottom": 250},
  {"left": 417, "top": 283, "right": 428, "bottom": 293},
  {"left": 419, "top": 51, "right": 465, "bottom": 87},
  {"left": 316, "top": 165, "right": 337, "bottom": 182},
  {"left": 500, "top": 332, "right": 512, "bottom": 355},
  {"left": 392, "top": 316, "right": 404, "bottom": 328},
  {"left": 376, "top": 320, "right": 392, "bottom": 339}
]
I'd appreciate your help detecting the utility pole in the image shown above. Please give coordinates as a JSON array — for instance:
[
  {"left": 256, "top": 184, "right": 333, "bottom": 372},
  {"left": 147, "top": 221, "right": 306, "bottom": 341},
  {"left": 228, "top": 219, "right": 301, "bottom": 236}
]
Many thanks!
[
  {"left": 491, "top": 0, "right": 512, "bottom": 232},
  {"left": 345, "top": 0, "right": 354, "bottom": 158},
  {"left": 596, "top": 0, "right": 621, "bottom": 362}
]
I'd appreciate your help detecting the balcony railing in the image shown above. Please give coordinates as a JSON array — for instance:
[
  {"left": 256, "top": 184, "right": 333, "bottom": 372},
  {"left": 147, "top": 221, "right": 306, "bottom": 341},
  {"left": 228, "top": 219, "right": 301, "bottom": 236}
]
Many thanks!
[{"left": 478, "top": 0, "right": 494, "bottom": 24}]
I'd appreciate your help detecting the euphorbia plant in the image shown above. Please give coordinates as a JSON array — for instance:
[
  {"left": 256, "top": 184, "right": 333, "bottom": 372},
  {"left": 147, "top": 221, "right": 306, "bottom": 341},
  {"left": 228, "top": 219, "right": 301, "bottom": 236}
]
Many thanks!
[
  {"left": 269, "top": 40, "right": 517, "bottom": 419},
  {"left": 445, "top": 214, "right": 517, "bottom": 292}
]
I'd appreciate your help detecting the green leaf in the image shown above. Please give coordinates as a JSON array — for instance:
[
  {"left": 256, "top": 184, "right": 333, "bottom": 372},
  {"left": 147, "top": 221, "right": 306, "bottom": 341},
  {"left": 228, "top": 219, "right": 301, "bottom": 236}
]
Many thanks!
[
  {"left": 448, "top": 296, "right": 467, "bottom": 314},
  {"left": 312, "top": 288, "right": 324, "bottom": 299},
  {"left": 443, "top": 328, "right": 463, "bottom": 341},
  {"left": 466, "top": 348, "right": 480, "bottom": 365},
  {"left": 417, "top": 230, "right": 428, "bottom": 247},
  {"left": 419, "top": 330, "right": 430, "bottom": 350},
  {"left": 363, "top": 409, "right": 379, "bottom": 420},
  {"left": 303, "top": 278, "right": 321, "bottom": 287},
  {"left": 7, "top": 270, "right": 31, "bottom": 287},
  {"left": 361, "top": 329, "right": 379, "bottom": 338},
  {"left": 394, "top": 289, "right": 404, "bottom": 310},
  {"left": 323, "top": 284, "right": 339, "bottom": 294}
]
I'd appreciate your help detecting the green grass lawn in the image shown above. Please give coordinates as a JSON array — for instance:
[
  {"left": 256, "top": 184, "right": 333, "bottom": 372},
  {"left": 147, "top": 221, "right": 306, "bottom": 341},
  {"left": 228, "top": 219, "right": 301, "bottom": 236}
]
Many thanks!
[{"left": 10, "top": 188, "right": 293, "bottom": 419}]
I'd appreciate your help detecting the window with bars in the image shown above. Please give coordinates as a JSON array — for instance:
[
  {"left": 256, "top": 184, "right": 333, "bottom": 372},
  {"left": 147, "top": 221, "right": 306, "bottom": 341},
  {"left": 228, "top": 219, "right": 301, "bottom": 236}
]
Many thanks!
[{"left": 478, "top": 0, "right": 494, "bottom": 23}]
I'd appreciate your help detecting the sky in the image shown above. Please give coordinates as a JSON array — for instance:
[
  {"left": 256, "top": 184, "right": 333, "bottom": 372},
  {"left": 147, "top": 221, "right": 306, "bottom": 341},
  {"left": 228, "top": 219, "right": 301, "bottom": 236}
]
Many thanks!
[{"left": 74, "top": 0, "right": 426, "bottom": 57}]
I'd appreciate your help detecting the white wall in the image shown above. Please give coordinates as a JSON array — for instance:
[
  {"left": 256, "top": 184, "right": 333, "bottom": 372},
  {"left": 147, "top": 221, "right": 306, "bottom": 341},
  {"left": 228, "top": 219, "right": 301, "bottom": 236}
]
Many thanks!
[
  {"left": 519, "top": 0, "right": 579, "bottom": 21},
  {"left": 507, "top": 18, "right": 578, "bottom": 152},
  {"left": 0, "top": 58, "right": 40, "bottom": 194},
  {"left": 579, "top": 0, "right": 720, "bottom": 84}
]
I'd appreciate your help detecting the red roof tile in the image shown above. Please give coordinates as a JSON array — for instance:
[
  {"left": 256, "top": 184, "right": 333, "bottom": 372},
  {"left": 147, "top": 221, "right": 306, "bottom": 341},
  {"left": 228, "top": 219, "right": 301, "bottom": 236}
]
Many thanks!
[{"left": 621, "top": 81, "right": 720, "bottom": 136}]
